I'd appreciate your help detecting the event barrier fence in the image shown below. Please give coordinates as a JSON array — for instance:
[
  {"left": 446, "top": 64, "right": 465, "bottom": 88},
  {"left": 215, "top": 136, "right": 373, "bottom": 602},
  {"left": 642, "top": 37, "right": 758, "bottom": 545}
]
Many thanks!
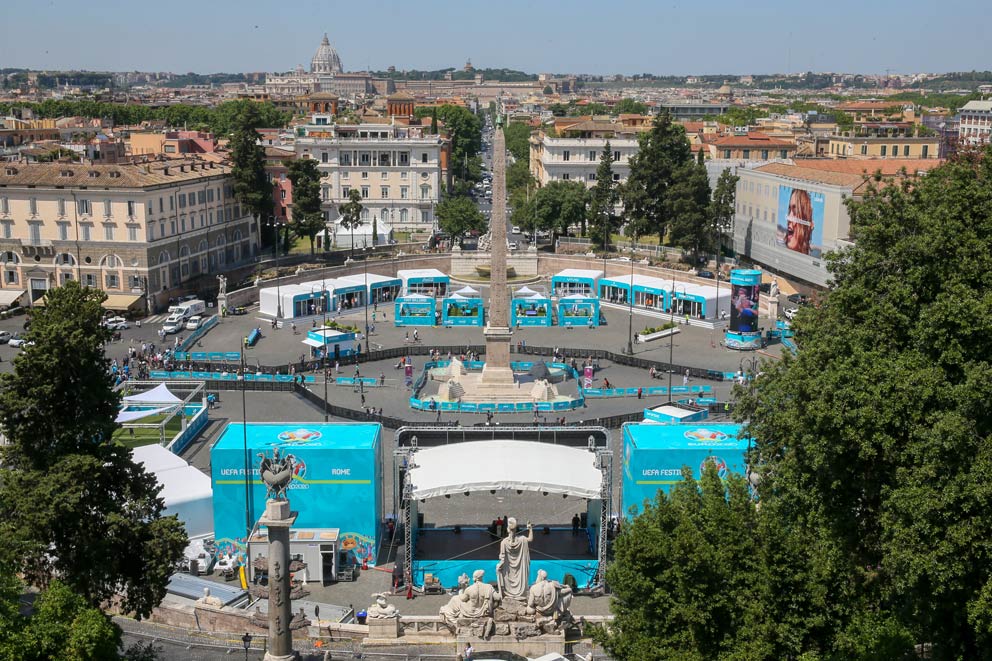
[{"left": 176, "top": 315, "right": 219, "bottom": 352}]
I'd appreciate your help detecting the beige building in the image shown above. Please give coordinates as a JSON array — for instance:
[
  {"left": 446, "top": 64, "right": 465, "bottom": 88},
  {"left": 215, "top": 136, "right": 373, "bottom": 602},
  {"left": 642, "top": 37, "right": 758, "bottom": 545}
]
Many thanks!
[
  {"left": 529, "top": 118, "right": 650, "bottom": 188},
  {"left": 295, "top": 116, "right": 444, "bottom": 233},
  {"left": 959, "top": 100, "right": 992, "bottom": 145},
  {"left": 826, "top": 135, "right": 939, "bottom": 159},
  {"left": 0, "top": 158, "right": 257, "bottom": 311}
]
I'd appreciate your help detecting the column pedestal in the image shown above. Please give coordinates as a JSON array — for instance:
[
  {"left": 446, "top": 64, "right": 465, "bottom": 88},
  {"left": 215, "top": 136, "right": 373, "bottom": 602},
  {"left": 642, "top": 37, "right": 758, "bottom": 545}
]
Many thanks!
[{"left": 259, "top": 499, "right": 299, "bottom": 661}]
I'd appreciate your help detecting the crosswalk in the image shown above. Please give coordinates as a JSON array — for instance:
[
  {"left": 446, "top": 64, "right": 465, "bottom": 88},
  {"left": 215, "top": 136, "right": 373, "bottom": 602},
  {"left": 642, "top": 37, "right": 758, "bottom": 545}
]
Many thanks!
[{"left": 143, "top": 313, "right": 170, "bottom": 324}]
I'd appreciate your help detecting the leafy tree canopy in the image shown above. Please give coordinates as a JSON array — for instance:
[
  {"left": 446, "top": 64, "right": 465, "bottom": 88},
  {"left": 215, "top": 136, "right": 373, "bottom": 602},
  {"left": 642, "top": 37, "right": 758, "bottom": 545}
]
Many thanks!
[
  {"left": 530, "top": 180, "right": 588, "bottom": 239},
  {"left": 436, "top": 195, "right": 486, "bottom": 244}
]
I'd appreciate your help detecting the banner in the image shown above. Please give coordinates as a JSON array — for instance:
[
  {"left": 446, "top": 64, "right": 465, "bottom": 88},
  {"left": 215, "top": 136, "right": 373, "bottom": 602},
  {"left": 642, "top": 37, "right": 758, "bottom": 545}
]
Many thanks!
[{"left": 777, "top": 185, "right": 825, "bottom": 258}]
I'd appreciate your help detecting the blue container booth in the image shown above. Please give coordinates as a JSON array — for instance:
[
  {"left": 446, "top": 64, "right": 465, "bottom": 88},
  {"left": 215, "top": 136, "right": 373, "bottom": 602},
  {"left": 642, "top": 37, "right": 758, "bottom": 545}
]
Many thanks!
[
  {"left": 211, "top": 422, "right": 383, "bottom": 563},
  {"left": 511, "top": 294, "right": 552, "bottom": 327},
  {"left": 303, "top": 328, "right": 358, "bottom": 360},
  {"left": 336, "top": 273, "right": 402, "bottom": 305},
  {"left": 557, "top": 294, "right": 600, "bottom": 327},
  {"left": 394, "top": 294, "right": 437, "bottom": 326},
  {"left": 398, "top": 268, "right": 450, "bottom": 297},
  {"left": 441, "top": 295, "right": 484, "bottom": 327},
  {"left": 551, "top": 269, "right": 603, "bottom": 297},
  {"left": 621, "top": 422, "right": 748, "bottom": 519}
]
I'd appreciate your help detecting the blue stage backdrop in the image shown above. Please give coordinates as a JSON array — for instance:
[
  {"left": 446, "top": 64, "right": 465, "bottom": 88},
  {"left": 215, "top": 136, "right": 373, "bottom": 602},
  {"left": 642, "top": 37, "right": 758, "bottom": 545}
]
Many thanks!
[
  {"left": 621, "top": 423, "right": 748, "bottom": 519},
  {"left": 211, "top": 422, "right": 382, "bottom": 564}
]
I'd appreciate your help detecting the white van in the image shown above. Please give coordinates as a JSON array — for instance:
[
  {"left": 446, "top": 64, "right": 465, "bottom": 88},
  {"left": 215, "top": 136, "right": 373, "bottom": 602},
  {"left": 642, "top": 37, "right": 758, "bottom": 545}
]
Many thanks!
[
  {"left": 162, "top": 315, "right": 185, "bottom": 334},
  {"left": 174, "top": 299, "right": 205, "bottom": 320}
]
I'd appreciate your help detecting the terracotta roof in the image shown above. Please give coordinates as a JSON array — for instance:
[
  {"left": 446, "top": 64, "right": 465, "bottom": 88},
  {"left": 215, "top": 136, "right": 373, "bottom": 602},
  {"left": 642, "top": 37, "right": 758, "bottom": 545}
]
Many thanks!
[
  {"left": 786, "top": 158, "right": 941, "bottom": 176},
  {"left": 0, "top": 158, "right": 231, "bottom": 189},
  {"left": 710, "top": 132, "right": 795, "bottom": 148},
  {"left": 754, "top": 159, "right": 941, "bottom": 193},
  {"left": 308, "top": 91, "right": 339, "bottom": 100},
  {"left": 387, "top": 91, "right": 415, "bottom": 101},
  {"left": 838, "top": 101, "right": 905, "bottom": 111},
  {"left": 679, "top": 121, "right": 705, "bottom": 133}
]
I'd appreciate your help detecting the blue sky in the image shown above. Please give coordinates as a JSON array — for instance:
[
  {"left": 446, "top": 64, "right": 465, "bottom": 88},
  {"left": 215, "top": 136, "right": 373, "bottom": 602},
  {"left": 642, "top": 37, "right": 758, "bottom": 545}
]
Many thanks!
[{"left": 2, "top": 0, "right": 989, "bottom": 75}]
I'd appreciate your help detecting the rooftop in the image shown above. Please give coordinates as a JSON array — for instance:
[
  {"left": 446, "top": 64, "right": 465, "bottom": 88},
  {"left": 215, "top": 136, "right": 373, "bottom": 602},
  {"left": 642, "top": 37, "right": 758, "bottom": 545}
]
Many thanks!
[{"left": 0, "top": 158, "right": 230, "bottom": 188}]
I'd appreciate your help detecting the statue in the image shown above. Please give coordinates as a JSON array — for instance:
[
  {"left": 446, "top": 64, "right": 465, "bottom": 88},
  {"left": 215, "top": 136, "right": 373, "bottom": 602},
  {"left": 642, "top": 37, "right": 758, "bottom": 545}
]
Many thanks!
[
  {"left": 497, "top": 517, "right": 533, "bottom": 600},
  {"left": 439, "top": 569, "right": 501, "bottom": 637},
  {"left": 769, "top": 277, "right": 779, "bottom": 299},
  {"left": 217, "top": 274, "right": 227, "bottom": 296},
  {"left": 367, "top": 593, "right": 399, "bottom": 619},
  {"left": 526, "top": 569, "right": 573, "bottom": 623},
  {"left": 257, "top": 447, "right": 296, "bottom": 500},
  {"left": 196, "top": 587, "right": 223, "bottom": 608}
]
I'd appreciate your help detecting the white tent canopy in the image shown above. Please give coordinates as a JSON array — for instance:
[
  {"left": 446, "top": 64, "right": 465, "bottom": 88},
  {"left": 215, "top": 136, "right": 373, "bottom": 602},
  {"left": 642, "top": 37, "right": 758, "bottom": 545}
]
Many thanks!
[
  {"left": 123, "top": 383, "right": 182, "bottom": 406},
  {"left": 116, "top": 405, "right": 175, "bottom": 424},
  {"left": 513, "top": 286, "right": 539, "bottom": 297},
  {"left": 453, "top": 285, "right": 480, "bottom": 297},
  {"left": 407, "top": 440, "right": 602, "bottom": 500},
  {"left": 131, "top": 445, "right": 213, "bottom": 539}
]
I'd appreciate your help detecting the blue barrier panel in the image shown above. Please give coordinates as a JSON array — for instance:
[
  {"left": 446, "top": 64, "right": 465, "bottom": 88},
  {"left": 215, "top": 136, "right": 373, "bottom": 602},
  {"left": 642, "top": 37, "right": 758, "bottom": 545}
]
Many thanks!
[
  {"left": 461, "top": 403, "right": 478, "bottom": 413},
  {"left": 536, "top": 402, "right": 553, "bottom": 412},
  {"left": 243, "top": 374, "right": 256, "bottom": 382},
  {"left": 192, "top": 371, "right": 212, "bottom": 379},
  {"left": 410, "top": 398, "right": 422, "bottom": 410},
  {"left": 275, "top": 375, "right": 295, "bottom": 383},
  {"left": 206, "top": 352, "right": 225, "bottom": 361},
  {"left": 304, "top": 376, "right": 316, "bottom": 383},
  {"left": 174, "top": 352, "right": 189, "bottom": 361},
  {"left": 697, "top": 397, "right": 718, "bottom": 405},
  {"left": 256, "top": 374, "right": 274, "bottom": 382},
  {"left": 646, "top": 387, "right": 668, "bottom": 395},
  {"left": 336, "top": 378, "right": 354, "bottom": 385},
  {"left": 552, "top": 401, "right": 569, "bottom": 411},
  {"left": 671, "top": 386, "right": 690, "bottom": 394},
  {"left": 224, "top": 352, "right": 241, "bottom": 361},
  {"left": 150, "top": 371, "right": 170, "bottom": 379},
  {"left": 584, "top": 388, "right": 603, "bottom": 396},
  {"left": 514, "top": 403, "right": 531, "bottom": 412},
  {"left": 478, "top": 403, "right": 496, "bottom": 412},
  {"left": 497, "top": 403, "right": 515, "bottom": 413},
  {"left": 440, "top": 402, "right": 458, "bottom": 411},
  {"left": 190, "top": 352, "right": 208, "bottom": 361},
  {"left": 173, "top": 371, "right": 192, "bottom": 379},
  {"left": 701, "top": 385, "right": 712, "bottom": 393}
]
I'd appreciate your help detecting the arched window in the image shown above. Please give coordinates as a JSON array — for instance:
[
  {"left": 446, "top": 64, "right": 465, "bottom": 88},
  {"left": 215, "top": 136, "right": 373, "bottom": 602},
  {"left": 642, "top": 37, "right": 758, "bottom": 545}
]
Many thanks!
[
  {"left": 0, "top": 251, "right": 20, "bottom": 265},
  {"left": 179, "top": 245, "right": 191, "bottom": 277},
  {"left": 100, "top": 254, "right": 122, "bottom": 268},
  {"left": 158, "top": 251, "right": 171, "bottom": 265},
  {"left": 54, "top": 253, "right": 76, "bottom": 266},
  {"left": 399, "top": 208, "right": 409, "bottom": 224},
  {"left": 197, "top": 240, "right": 208, "bottom": 254}
]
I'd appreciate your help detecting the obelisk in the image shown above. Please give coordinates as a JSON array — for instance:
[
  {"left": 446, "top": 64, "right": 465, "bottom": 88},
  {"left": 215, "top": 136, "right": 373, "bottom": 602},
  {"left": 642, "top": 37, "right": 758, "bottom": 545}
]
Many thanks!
[{"left": 481, "top": 114, "right": 515, "bottom": 386}]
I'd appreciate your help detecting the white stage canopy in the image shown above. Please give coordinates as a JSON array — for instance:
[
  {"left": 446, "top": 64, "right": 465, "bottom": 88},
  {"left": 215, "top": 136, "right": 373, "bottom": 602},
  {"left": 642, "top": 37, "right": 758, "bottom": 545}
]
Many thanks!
[
  {"left": 514, "top": 286, "right": 539, "bottom": 297},
  {"left": 453, "top": 285, "right": 480, "bottom": 297},
  {"left": 116, "top": 405, "right": 174, "bottom": 424},
  {"left": 408, "top": 440, "right": 602, "bottom": 500},
  {"left": 123, "top": 383, "right": 182, "bottom": 406}
]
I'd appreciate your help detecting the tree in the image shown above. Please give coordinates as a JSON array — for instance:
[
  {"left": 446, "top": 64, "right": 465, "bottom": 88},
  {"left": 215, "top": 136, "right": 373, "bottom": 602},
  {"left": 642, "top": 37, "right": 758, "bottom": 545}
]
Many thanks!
[
  {"left": 506, "top": 158, "right": 535, "bottom": 200},
  {"left": 0, "top": 282, "right": 187, "bottom": 619},
  {"left": 503, "top": 122, "right": 532, "bottom": 163},
  {"left": 530, "top": 180, "right": 588, "bottom": 242},
  {"left": 430, "top": 108, "right": 438, "bottom": 135},
  {"left": 285, "top": 158, "right": 325, "bottom": 254},
  {"left": 435, "top": 195, "right": 486, "bottom": 245},
  {"left": 230, "top": 104, "right": 273, "bottom": 252},
  {"left": 339, "top": 188, "right": 364, "bottom": 257},
  {"left": 735, "top": 148, "right": 992, "bottom": 658},
  {"left": 371, "top": 214, "right": 378, "bottom": 246},
  {"left": 614, "top": 98, "right": 648, "bottom": 115},
  {"left": 543, "top": 84, "right": 553, "bottom": 95},
  {"left": 587, "top": 142, "right": 619, "bottom": 250},
  {"left": 15, "top": 580, "right": 123, "bottom": 661},
  {"left": 434, "top": 105, "right": 482, "bottom": 180},
  {"left": 710, "top": 168, "right": 739, "bottom": 259},
  {"left": 666, "top": 160, "right": 713, "bottom": 260},
  {"left": 622, "top": 112, "right": 693, "bottom": 243}
]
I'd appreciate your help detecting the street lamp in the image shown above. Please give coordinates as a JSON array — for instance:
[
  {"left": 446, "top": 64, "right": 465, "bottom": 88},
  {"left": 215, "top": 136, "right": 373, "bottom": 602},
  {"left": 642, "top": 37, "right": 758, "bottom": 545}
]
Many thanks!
[
  {"left": 625, "top": 253, "right": 635, "bottom": 355},
  {"left": 321, "top": 273, "right": 329, "bottom": 422},
  {"left": 363, "top": 245, "right": 374, "bottom": 357},
  {"left": 668, "top": 273, "right": 678, "bottom": 403},
  {"left": 241, "top": 632, "right": 252, "bottom": 661},
  {"left": 265, "top": 217, "right": 283, "bottom": 318}
]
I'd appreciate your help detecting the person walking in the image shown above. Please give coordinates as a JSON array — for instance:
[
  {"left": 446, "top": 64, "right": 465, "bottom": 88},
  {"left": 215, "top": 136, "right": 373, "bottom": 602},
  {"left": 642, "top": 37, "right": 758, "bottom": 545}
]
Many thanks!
[
  {"left": 683, "top": 369, "right": 689, "bottom": 387},
  {"left": 572, "top": 513, "right": 581, "bottom": 535}
]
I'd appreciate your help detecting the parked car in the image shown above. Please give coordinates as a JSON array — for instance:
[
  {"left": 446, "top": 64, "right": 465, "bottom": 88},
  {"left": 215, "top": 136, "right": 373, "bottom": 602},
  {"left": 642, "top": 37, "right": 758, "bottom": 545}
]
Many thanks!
[
  {"left": 511, "top": 225, "right": 521, "bottom": 234},
  {"left": 758, "top": 282, "right": 771, "bottom": 294},
  {"left": 508, "top": 241, "right": 518, "bottom": 250},
  {"left": 185, "top": 315, "right": 203, "bottom": 330},
  {"left": 8, "top": 333, "right": 31, "bottom": 348},
  {"left": 103, "top": 316, "right": 129, "bottom": 330},
  {"left": 162, "top": 316, "right": 184, "bottom": 334},
  {"left": 787, "top": 293, "right": 809, "bottom": 305},
  {"left": 0, "top": 330, "right": 11, "bottom": 343},
  {"left": 784, "top": 307, "right": 799, "bottom": 320},
  {"left": 696, "top": 269, "right": 715, "bottom": 279}
]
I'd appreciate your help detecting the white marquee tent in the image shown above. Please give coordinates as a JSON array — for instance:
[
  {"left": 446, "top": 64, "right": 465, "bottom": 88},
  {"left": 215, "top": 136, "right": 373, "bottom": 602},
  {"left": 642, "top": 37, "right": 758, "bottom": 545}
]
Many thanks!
[
  {"left": 132, "top": 444, "right": 213, "bottom": 539},
  {"left": 407, "top": 440, "right": 602, "bottom": 500}
]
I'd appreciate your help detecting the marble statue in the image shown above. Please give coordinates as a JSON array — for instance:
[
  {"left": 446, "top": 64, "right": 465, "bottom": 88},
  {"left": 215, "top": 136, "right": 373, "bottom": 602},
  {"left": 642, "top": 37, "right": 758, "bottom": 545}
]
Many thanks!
[
  {"left": 439, "top": 569, "right": 500, "bottom": 637},
  {"left": 196, "top": 586, "right": 223, "bottom": 608},
  {"left": 526, "top": 569, "right": 573, "bottom": 622},
  {"left": 497, "top": 517, "right": 533, "bottom": 599},
  {"left": 217, "top": 274, "right": 227, "bottom": 296},
  {"left": 769, "top": 277, "right": 779, "bottom": 299},
  {"left": 367, "top": 593, "right": 399, "bottom": 619},
  {"left": 257, "top": 447, "right": 296, "bottom": 500}
]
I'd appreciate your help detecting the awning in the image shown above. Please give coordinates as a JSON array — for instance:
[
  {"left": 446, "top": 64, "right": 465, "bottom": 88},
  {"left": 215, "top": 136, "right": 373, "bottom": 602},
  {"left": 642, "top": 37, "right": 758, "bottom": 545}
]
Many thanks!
[
  {"left": 102, "top": 293, "right": 145, "bottom": 311},
  {"left": 407, "top": 440, "right": 602, "bottom": 500},
  {"left": 123, "top": 383, "right": 182, "bottom": 406},
  {"left": 303, "top": 338, "right": 325, "bottom": 348},
  {"left": 116, "top": 405, "right": 175, "bottom": 424},
  {"left": 453, "top": 285, "right": 480, "bottom": 297},
  {"left": 0, "top": 289, "right": 25, "bottom": 307},
  {"left": 513, "top": 286, "right": 538, "bottom": 297}
]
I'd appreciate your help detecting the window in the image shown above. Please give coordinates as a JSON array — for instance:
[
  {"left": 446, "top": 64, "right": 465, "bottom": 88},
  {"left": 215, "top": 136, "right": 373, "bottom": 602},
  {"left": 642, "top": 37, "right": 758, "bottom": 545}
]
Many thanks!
[
  {"left": 761, "top": 150, "right": 769, "bottom": 159},
  {"left": 861, "top": 144, "right": 868, "bottom": 155},
  {"left": 5, "top": 271, "right": 17, "bottom": 284},
  {"left": 84, "top": 273, "right": 95, "bottom": 287},
  {"left": 58, "top": 198, "right": 66, "bottom": 216},
  {"left": 28, "top": 222, "right": 41, "bottom": 244},
  {"left": 105, "top": 273, "right": 119, "bottom": 289},
  {"left": 381, "top": 186, "right": 389, "bottom": 199},
  {"left": 891, "top": 145, "right": 898, "bottom": 156},
  {"left": 159, "top": 222, "right": 165, "bottom": 238},
  {"left": 361, "top": 209, "right": 369, "bottom": 221},
  {"left": 127, "top": 200, "right": 136, "bottom": 217},
  {"left": 562, "top": 150, "right": 570, "bottom": 162},
  {"left": 421, "top": 153, "right": 428, "bottom": 164},
  {"left": 614, "top": 151, "right": 621, "bottom": 162},
  {"left": 55, "top": 253, "right": 74, "bottom": 266},
  {"left": 903, "top": 145, "right": 910, "bottom": 157},
  {"left": 399, "top": 208, "right": 408, "bottom": 223},
  {"left": 341, "top": 171, "right": 349, "bottom": 179},
  {"left": 188, "top": 193, "right": 195, "bottom": 206},
  {"left": 342, "top": 186, "right": 350, "bottom": 198},
  {"left": 881, "top": 145, "right": 887, "bottom": 156},
  {"left": 361, "top": 186, "right": 369, "bottom": 199},
  {"left": 104, "top": 200, "right": 112, "bottom": 217},
  {"left": 780, "top": 150, "right": 788, "bottom": 159},
  {"left": 57, "top": 222, "right": 69, "bottom": 241},
  {"left": 724, "top": 149, "right": 731, "bottom": 158},
  {"left": 421, "top": 210, "right": 430, "bottom": 224},
  {"left": 180, "top": 216, "right": 186, "bottom": 232},
  {"left": 400, "top": 171, "right": 408, "bottom": 180},
  {"left": 380, "top": 171, "right": 388, "bottom": 179},
  {"left": 742, "top": 149, "right": 751, "bottom": 159},
  {"left": 179, "top": 195, "right": 186, "bottom": 209},
  {"left": 29, "top": 198, "right": 37, "bottom": 215},
  {"left": 400, "top": 186, "right": 409, "bottom": 199},
  {"left": 361, "top": 171, "right": 369, "bottom": 179},
  {"left": 922, "top": 145, "right": 929, "bottom": 158},
  {"left": 169, "top": 197, "right": 174, "bottom": 211},
  {"left": 562, "top": 173, "right": 570, "bottom": 180},
  {"left": 207, "top": 189, "right": 214, "bottom": 202},
  {"left": 613, "top": 173, "right": 620, "bottom": 182},
  {"left": 197, "top": 191, "right": 205, "bottom": 205},
  {"left": 340, "top": 153, "right": 352, "bottom": 166},
  {"left": 159, "top": 197, "right": 164, "bottom": 212},
  {"left": 0, "top": 197, "right": 8, "bottom": 214},
  {"left": 321, "top": 152, "right": 329, "bottom": 163},
  {"left": 81, "top": 224, "right": 92, "bottom": 241},
  {"left": 589, "top": 151, "right": 597, "bottom": 161},
  {"left": 420, "top": 185, "right": 430, "bottom": 200},
  {"left": 398, "top": 152, "right": 409, "bottom": 166},
  {"left": 104, "top": 224, "right": 115, "bottom": 241},
  {"left": 128, "top": 226, "right": 138, "bottom": 241},
  {"left": 588, "top": 173, "right": 596, "bottom": 181},
  {"left": 148, "top": 224, "right": 154, "bottom": 241},
  {"left": 280, "top": 189, "right": 286, "bottom": 200}
]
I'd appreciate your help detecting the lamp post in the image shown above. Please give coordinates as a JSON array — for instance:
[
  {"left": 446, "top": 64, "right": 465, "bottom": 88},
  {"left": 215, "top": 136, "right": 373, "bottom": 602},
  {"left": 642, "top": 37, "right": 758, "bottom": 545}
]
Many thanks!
[
  {"left": 240, "top": 351, "right": 251, "bottom": 570},
  {"left": 241, "top": 631, "right": 252, "bottom": 661},
  {"left": 668, "top": 274, "right": 677, "bottom": 403},
  {"left": 266, "top": 218, "right": 283, "bottom": 319},
  {"left": 625, "top": 240, "right": 636, "bottom": 355},
  {"left": 363, "top": 246, "right": 373, "bottom": 357},
  {"left": 322, "top": 273, "right": 329, "bottom": 422}
]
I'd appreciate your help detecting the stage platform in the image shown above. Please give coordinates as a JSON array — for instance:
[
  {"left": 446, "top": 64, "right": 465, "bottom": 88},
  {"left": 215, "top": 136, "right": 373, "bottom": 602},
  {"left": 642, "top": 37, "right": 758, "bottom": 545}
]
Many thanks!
[{"left": 411, "top": 527, "right": 598, "bottom": 589}]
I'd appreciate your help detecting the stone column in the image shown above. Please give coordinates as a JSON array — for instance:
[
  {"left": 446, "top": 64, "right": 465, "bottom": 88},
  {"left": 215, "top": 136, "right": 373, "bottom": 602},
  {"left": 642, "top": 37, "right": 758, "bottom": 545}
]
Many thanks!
[
  {"left": 260, "top": 499, "right": 299, "bottom": 661},
  {"left": 481, "top": 118, "right": 514, "bottom": 385}
]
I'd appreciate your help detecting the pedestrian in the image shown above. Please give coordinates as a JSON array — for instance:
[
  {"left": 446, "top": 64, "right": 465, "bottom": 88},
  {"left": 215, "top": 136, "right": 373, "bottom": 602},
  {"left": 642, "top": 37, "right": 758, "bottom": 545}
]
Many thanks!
[
  {"left": 683, "top": 369, "right": 689, "bottom": 387},
  {"left": 572, "top": 513, "right": 581, "bottom": 535},
  {"left": 291, "top": 322, "right": 297, "bottom": 334},
  {"left": 465, "top": 643, "right": 474, "bottom": 660},
  {"left": 334, "top": 360, "right": 340, "bottom": 374},
  {"left": 637, "top": 387, "right": 643, "bottom": 400},
  {"left": 436, "top": 408, "right": 441, "bottom": 423},
  {"left": 361, "top": 392, "right": 366, "bottom": 407},
  {"left": 379, "top": 372, "right": 385, "bottom": 386}
]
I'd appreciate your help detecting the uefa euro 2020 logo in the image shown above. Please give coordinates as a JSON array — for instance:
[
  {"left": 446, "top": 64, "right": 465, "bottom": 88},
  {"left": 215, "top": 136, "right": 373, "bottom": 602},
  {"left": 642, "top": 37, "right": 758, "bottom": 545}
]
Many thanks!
[
  {"left": 276, "top": 428, "right": 323, "bottom": 445},
  {"left": 700, "top": 455, "right": 729, "bottom": 479},
  {"left": 292, "top": 459, "right": 307, "bottom": 480},
  {"left": 683, "top": 428, "right": 729, "bottom": 443}
]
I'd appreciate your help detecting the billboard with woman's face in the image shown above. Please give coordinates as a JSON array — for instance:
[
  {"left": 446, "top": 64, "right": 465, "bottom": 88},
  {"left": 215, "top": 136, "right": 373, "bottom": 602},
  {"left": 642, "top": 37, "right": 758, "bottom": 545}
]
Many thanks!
[{"left": 777, "top": 186, "right": 825, "bottom": 258}]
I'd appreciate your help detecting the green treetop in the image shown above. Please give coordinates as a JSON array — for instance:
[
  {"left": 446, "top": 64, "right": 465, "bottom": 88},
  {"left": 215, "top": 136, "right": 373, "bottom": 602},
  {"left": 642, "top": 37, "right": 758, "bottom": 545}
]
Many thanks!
[
  {"left": 587, "top": 142, "right": 619, "bottom": 250},
  {"left": 286, "top": 158, "right": 326, "bottom": 254}
]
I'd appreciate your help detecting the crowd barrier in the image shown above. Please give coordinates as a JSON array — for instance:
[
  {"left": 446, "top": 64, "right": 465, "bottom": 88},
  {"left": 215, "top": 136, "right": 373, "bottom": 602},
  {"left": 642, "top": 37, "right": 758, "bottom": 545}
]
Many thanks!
[
  {"left": 176, "top": 315, "right": 219, "bottom": 352},
  {"left": 148, "top": 370, "right": 315, "bottom": 384},
  {"left": 581, "top": 384, "right": 713, "bottom": 398}
]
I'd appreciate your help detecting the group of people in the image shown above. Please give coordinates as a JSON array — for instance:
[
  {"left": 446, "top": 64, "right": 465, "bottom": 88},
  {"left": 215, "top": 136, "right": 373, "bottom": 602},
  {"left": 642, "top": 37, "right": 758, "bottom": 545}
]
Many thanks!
[{"left": 110, "top": 341, "right": 178, "bottom": 384}]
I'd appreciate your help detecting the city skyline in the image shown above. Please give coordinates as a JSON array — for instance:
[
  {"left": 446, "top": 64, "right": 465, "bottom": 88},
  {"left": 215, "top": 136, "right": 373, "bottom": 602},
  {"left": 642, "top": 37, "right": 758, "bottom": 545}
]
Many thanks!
[{"left": 2, "top": 0, "right": 990, "bottom": 77}]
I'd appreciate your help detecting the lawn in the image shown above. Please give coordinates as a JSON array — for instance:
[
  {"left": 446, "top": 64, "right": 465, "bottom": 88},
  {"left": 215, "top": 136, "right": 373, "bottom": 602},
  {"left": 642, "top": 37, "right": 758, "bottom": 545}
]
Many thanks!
[{"left": 112, "top": 412, "right": 183, "bottom": 449}]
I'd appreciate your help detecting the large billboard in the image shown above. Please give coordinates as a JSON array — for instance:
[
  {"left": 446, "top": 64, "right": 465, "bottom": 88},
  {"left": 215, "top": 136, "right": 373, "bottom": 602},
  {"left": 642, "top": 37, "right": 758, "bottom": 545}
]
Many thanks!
[{"left": 777, "top": 186, "right": 825, "bottom": 258}]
